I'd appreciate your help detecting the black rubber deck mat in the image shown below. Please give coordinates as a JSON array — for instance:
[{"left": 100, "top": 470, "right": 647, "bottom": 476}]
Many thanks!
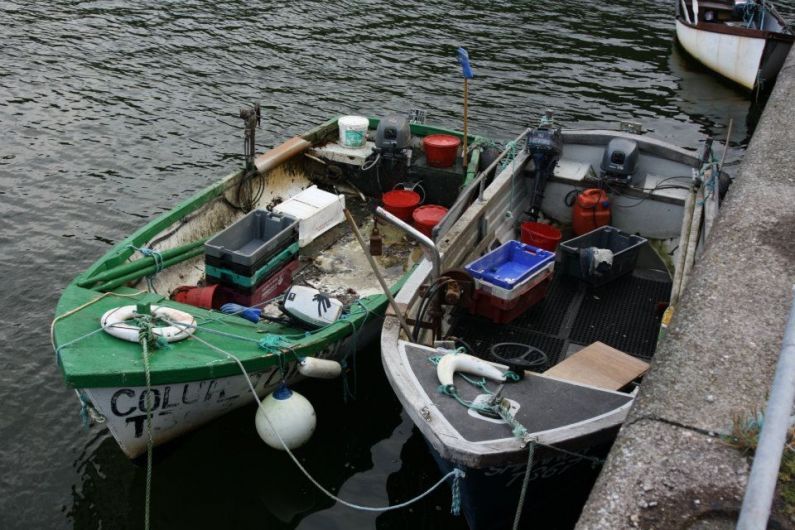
[
  {"left": 448, "top": 270, "right": 671, "bottom": 365},
  {"left": 569, "top": 274, "right": 671, "bottom": 358},
  {"left": 511, "top": 274, "right": 581, "bottom": 335}
]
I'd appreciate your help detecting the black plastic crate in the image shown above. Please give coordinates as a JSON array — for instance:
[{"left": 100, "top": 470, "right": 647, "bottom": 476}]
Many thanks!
[
  {"left": 559, "top": 226, "right": 647, "bottom": 286},
  {"left": 204, "top": 209, "right": 298, "bottom": 275},
  {"left": 205, "top": 236, "right": 296, "bottom": 277}
]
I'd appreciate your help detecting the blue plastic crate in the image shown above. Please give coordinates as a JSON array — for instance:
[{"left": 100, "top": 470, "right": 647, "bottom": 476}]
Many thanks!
[{"left": 465, "top": 240, "right": 556, "bottom": 290}]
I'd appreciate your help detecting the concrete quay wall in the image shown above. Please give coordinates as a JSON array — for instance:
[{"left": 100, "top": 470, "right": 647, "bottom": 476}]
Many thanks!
[{"left": 576, "top": 48, "right": 795, "bottom": 529}]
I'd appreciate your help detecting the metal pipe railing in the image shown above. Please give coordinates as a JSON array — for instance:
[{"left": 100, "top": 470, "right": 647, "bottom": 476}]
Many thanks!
[
  {"left": 432, "top": 127, "right": 532, "bottom": 240},
  {"left": 375, "top": 206, "right": 441, "bottom": 281},
  {"left": 736, "top": 286, "right": 795, "bottom": 529}
]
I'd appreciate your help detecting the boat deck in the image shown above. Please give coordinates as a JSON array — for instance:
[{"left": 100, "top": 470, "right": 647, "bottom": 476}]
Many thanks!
[
  {"left": 400, "top": 258, "right": 671, "bottom": 447},
  {"left": 448, "top": 259, "right": 671, "bottom": 371},
  {"left": 404, "top": 343, "right": 632, "bottom": 443}
]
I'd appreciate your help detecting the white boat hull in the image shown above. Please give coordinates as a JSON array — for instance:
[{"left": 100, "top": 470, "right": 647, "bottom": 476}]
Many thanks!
[
  {"left": 675, "top": 19, "right": 766, "bottom": 90},
  {"left": 81, "top": 320, "right": 378, "bottom": 458},
  {"left": 84, "top": 366, "right": 283, "bottom": 458}
]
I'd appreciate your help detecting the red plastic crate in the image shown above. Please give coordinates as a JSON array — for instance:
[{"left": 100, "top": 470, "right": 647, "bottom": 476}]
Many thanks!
[
  {"left": 212, "top": 259, "right": 300, "bottom": 307},
  {"left": 466, "top": 275, "right": 552, "bottom": 324}
]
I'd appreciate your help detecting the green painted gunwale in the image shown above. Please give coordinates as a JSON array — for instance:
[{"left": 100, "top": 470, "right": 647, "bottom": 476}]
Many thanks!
[{"left": 54, "top": 117, "right": 487, "bottom": 389}]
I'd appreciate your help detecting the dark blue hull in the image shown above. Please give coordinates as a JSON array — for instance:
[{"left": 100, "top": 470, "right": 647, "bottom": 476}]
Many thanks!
[{"left": 429, "top": 431, "right": 618, "bottom": 530}]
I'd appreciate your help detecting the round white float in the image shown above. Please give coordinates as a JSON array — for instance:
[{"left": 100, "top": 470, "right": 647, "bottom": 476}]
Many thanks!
[{"left": 255, "top": 386, "right": 316, "bottom": 450}]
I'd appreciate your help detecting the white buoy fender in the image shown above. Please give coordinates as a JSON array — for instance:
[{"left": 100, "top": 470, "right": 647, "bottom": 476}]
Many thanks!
[
  {"left": 297, "top": 357, "right": 342, "bottom": 379},
  {"left": 255, "top": 386, "right": 316, "bottom": 450},
  {"left": 437, "top": 353, "right": 507, "bottom": 388},
  {"left": 101, "top": 305, "right": 195, "bottom": 343}
]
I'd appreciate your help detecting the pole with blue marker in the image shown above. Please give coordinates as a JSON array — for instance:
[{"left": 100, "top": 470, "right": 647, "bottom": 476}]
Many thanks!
[{"left": 457, "top": 47, "right": 474, "bottom": 166}]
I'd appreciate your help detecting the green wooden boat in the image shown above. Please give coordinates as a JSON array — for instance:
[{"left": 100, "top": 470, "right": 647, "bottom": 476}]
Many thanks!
[{"left": 52, "top": 114, "right": 492, "bottom": 458}]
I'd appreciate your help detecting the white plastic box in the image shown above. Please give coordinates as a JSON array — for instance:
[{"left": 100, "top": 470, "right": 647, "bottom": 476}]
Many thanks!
[{"left": 273, "top": 185, "right": 345, "bottom": 247}]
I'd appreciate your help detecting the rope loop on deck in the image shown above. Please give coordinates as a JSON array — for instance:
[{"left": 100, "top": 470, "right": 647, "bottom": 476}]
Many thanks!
[{"left": 128, "top": 245, "right": 165, "bottom": 292}]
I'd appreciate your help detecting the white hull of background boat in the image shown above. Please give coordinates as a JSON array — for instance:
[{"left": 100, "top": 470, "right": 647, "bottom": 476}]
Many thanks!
[{"left": 676, "top": 19, "right": 765, "bottom": 89}]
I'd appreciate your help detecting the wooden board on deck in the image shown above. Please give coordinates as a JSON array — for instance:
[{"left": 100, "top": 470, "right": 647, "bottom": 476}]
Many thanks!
[{"left": 543, "top": 341, "right": 649, "bottom": 391}]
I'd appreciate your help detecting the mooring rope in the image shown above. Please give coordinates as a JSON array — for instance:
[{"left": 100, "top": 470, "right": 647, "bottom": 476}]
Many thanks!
[
  {"left": 56, "top": 294, "right": 464, "bottom": 515},
  {"left": 170, "top": 325, "right": 466, "bottom": 513},
  {"left": 50, "top": 290, "right": 148, "bottom": 365},
  {"left": 138, "top": 314, "right": 155, "bottom": 530},
  {"left": 512, "top": 442, "right": 536, "bottom": 530}
]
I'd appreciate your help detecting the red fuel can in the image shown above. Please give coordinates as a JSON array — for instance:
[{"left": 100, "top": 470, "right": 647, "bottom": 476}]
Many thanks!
[{"left": 572, "top": 189, "right": 610, "bottom": 235}]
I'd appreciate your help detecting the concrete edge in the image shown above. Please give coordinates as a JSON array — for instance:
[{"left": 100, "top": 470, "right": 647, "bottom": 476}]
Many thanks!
[{"left": 576, "top": 43, "right": 795, "bottom": 529}]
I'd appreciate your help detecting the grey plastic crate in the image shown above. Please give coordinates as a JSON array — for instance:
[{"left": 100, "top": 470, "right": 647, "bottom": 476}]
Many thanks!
[
  {"left": 560, "top": 225, "right": 647, "bottom": 286},
  {"left": 204, "top": 209, "right": 298, "bottom": 269}
]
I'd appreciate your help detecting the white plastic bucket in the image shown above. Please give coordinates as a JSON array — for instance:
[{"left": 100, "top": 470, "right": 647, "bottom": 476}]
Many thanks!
[{"left": 338, "top": 115, "right": 369, "bottom": 148}]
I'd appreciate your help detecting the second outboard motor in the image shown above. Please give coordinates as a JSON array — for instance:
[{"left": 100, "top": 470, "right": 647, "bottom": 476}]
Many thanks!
[
  {"left": 366, "top": 114, "right": 413, "bottom": 187},
  {"left": 601, "top": 138, "right": 639, "bottom": 183},
  {"left": 525, "top": 111, "right": 563, "bottom": 221},
  {"left": 375, "top": 114, "right": 412, "bottom": 164}
]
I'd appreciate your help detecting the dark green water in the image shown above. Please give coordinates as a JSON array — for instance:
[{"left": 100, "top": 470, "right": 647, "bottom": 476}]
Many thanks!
[{"left": 1, "top": 1, "right": 793, "bottom": 528}]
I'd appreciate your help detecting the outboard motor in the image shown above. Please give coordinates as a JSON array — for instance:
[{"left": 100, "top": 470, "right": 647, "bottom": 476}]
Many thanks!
[
  {"left": 375, "top": 114, "right": 412, "bottom": 165},
  {"left": 525, "top": 111, "right": 563, "bottom": 221},
  {"left": 601, "top": 138, "right": 639, "bottom": 183},
  {"left": 364, "top": 114, "right": 413, "bottom": 188}
]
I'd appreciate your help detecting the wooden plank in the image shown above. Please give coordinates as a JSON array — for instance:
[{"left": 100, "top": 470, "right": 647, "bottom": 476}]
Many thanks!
[
  {"left": 543, "top": 341, "right": 649, "bottom": 391},
  {"left": 254, "top": 136, "right": 311, "bottom": 173}
]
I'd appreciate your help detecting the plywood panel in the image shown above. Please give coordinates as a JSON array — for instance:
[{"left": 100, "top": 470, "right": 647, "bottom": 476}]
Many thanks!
[{"left": 543, "top": 341, "right": 649, "bottom": 390}]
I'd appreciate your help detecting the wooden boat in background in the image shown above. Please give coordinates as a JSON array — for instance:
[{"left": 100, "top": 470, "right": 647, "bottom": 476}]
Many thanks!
[
  {"left": 675, "top": 0, "right": 793, "bottom": 91},
  {"left": 52, "top": 112, "right": 491, "bottom": 458},
  {"left": 379, "top": 117, "right": 727, "bottom": 529}
]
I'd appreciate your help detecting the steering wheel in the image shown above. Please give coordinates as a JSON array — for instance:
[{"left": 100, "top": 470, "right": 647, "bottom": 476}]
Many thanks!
[{"left": 488, "top": 342, "right": 549, "bottom": 377}]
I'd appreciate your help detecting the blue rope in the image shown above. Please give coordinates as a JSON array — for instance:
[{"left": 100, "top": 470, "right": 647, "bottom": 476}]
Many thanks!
[
  {"left": 450, "top": 468, "right": 464, "bottom": 515},
  {"left": 128, "top": 245, "right": 165, "bottom": 292},
  {"left": 697, "top": 146, "right": 720, "bottom": 206},
  {"left": 128, "top": 245, "right": 165, "bottom": 273},
  {"left": 78, "top": 391, "right": 92, "bottom": 429}
]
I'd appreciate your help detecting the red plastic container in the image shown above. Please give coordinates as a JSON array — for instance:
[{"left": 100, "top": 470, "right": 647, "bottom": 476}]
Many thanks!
[
  {"left": 520, "top": 222, "right": 562, "bottom": 252},
  {"left": 467, "top": 274, "right": 552, "bottom": 324},
  {"left": 172, "top": 284, "right": 221, "bottom": 309},
  {"left": 212, "top": 259, "right": 299, "bottom": 307},
  {"left": 573, "top": 189, "right": 611, "bottom": 236},
  {"left": 412, "top": 205, "right": 448, "bottom": 237},
  {"left": 423, "top": 134, "right": 461, "bottom": 168},
  {"left": 382, "top": 189, "right": 421, "bottom": 222}
]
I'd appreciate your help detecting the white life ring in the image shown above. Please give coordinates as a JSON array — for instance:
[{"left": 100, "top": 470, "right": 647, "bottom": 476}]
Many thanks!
[{"left": 101, "top": 305, "right": 196, "bottom": 343}]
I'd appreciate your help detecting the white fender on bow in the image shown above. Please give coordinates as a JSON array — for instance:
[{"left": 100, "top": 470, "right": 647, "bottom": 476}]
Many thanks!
[{"left": 436, "top": 353, "right": 506, "bottom": 388}]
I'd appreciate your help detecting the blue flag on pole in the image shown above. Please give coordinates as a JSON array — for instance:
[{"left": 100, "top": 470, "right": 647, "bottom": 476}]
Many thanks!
[{"left": 457, "top": 47, "right": 474, "bottom": 79}]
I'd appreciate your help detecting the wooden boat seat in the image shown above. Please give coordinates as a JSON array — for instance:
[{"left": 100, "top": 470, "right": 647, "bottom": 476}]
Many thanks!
[{"left": 542, "top": 341, "right": 649, "bottom": 391}]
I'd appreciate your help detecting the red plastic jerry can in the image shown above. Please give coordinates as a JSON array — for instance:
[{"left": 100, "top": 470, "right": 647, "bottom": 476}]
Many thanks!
[{"left": 573, "top": 189, "right": 611, "bottom": 235}]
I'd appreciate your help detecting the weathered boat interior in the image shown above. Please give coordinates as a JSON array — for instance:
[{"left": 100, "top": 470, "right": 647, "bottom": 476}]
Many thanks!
[
  {"left": 382, "top": 124, "right": 714, "bottom": 469},
  {"left": 56, "top": 116, "right": 490, "bottom": 390},
  {"left": 131, "top": 120, "right": 478, "bottom": 309}
]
